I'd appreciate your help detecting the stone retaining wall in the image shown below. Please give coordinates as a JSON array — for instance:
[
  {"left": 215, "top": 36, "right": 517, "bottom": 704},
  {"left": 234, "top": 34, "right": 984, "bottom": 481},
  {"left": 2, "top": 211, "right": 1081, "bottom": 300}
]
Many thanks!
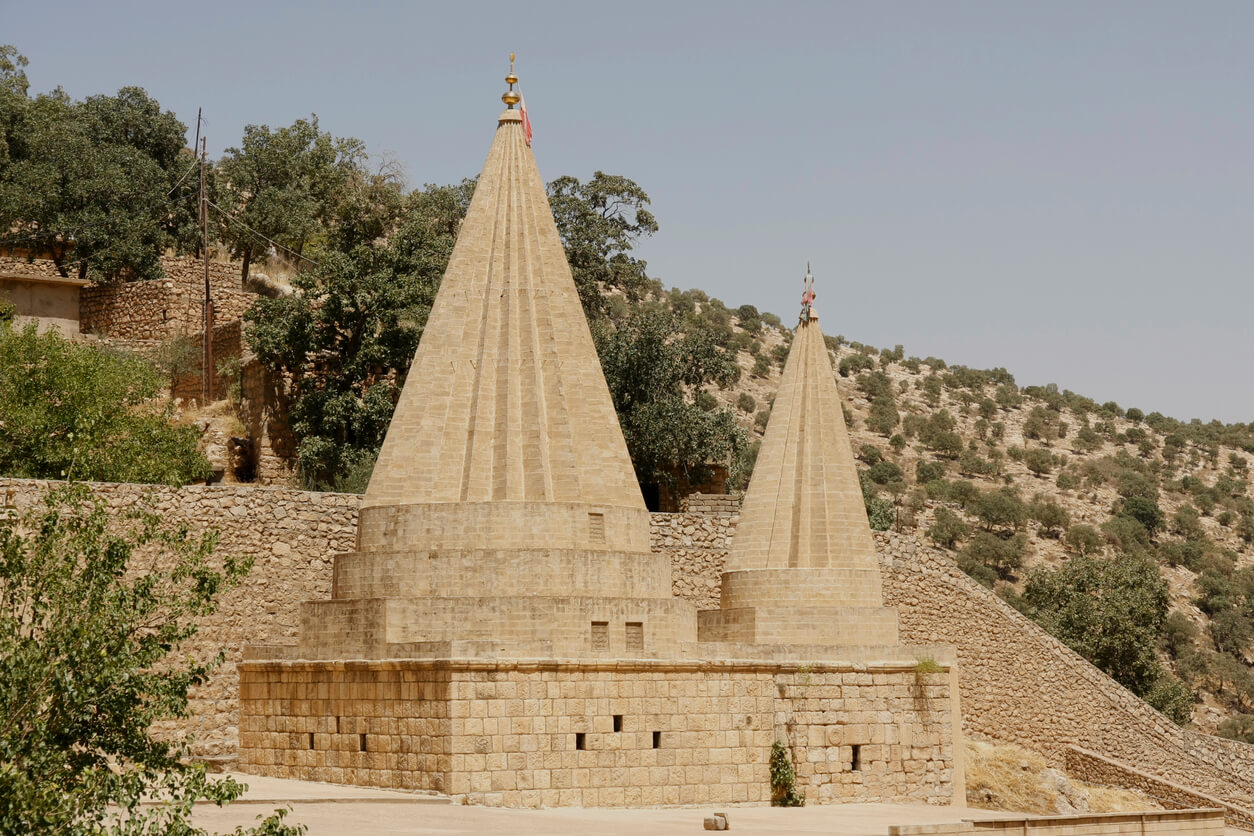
[
  {"left": 5, "top": 478, "right": 1254, "bottom": 816},
  {"left": 80, "top": 257, "right": 252, "bottom": 341},
  {"left": 1064, "top": 746, "right": 1254, "bottom": 830},
  {"left": 888, "top": 808, "right": 1225, "bottom": 835}
]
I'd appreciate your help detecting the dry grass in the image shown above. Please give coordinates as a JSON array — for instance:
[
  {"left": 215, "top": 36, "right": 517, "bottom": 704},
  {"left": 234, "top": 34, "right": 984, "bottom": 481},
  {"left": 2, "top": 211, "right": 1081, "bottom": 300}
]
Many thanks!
[{"left": 965, "top": 739, "right": 1162, "bottom": 815}]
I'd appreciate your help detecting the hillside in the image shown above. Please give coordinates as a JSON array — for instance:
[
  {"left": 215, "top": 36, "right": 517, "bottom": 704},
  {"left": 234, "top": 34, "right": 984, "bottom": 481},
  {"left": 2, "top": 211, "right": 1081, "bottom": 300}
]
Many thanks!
[{"left": 676, "top": 286, "right": 1254, "bottom": 736}]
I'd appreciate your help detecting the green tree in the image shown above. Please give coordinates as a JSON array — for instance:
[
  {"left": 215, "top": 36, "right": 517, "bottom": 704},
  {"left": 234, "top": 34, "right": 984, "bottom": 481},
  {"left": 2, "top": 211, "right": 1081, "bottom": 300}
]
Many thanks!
[
  {"left": 0, "top": 483, "right": 302, "bottom": 834},
  {"left": 928, "top": 507, "right": 970, "bottom": 549},
  {"left": 595, "top": 308, "right": 744, "bottom": 491},
  {"left": 1064, "top": 524, "right": 1104, "bottom": 556},
  {"left": 1022, "top": 553, "right": 1190, "bottom": 722},
  {"left": 0, "top": 323, "right": 210, "bottom": 485},
  {"left": 245, "top": 181, "right": 472, "bottom": 489},
  {"left": 217, "top": 116, "right": 365, "bottom": 281},
  {"left": 0, "top": 63, "right": 188, "bottom": 280},
  {"left": 1029, "top": 497, "right": 1070, "bottom": 539},
  {"left": 547, "top": 171, "right": 657, "bottom": 319},
  {"left": 971, "top": 488, "right": 1027, "bottom": 533},
  {"left": 959, "top": 531, "right": 1028, "bottom": 580}
]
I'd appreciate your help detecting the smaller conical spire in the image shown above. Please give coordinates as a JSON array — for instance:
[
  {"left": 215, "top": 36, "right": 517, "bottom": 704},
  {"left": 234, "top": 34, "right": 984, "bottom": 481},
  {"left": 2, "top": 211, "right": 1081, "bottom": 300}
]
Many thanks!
[{"left": 502, "top": 53, "right": 520, "bottom": 108}]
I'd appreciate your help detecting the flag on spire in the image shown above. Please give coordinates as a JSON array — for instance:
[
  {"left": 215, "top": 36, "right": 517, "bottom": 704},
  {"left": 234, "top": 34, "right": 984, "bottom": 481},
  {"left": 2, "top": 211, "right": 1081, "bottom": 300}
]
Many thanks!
[{"left": 520, "top": 92, "right": 533, "bottom": 145}]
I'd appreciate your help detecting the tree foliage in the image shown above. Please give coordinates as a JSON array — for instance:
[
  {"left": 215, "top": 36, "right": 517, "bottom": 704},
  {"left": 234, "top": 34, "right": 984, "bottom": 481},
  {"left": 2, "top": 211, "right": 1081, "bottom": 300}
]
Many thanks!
[
  {"left": 245, "top": 181, "right": 473, "bottom": 489},
  {"left": 0, "top": 483, "right": 302, "bottom": 834},
  {"left": 217, "top": 116, "right": 365, "bottom": 281},
  {"left": 1022, "top": 553, "right": 1192, "bottom": 723},
  {"left": 548, "top": 171, "right": 657, "bottom": 319},
  {"left": 0, "top": 322, "right": 210, "bottom": 485},
  {"left": 0, "top": 48, "right": 190, "bottom": 280},
  {"left": 594, "top": 308, "right": 744, "bottom": 490}
]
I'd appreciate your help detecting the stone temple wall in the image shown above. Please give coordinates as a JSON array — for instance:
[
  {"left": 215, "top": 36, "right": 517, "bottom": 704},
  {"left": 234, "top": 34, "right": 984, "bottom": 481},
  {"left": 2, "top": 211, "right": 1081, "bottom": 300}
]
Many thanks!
[
  {"left": 238, "top": 658, "right": 954, "bottom": 807},
  {"left": 4, "top": 478, "right": 1254, "bottom": 811}
]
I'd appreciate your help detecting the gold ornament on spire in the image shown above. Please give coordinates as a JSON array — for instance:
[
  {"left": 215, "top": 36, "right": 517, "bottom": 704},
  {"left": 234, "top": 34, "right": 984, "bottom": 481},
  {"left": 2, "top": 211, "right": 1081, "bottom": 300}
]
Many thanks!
[{"left": 502, "top": 53, "right": 520, "bottom": 108}]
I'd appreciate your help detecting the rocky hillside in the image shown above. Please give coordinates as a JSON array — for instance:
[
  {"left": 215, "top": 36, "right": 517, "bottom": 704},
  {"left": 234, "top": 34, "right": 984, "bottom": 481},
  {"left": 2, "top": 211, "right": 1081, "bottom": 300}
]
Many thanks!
[{"left": 668, "top": 286, "right": 1254, "bottom": 735}]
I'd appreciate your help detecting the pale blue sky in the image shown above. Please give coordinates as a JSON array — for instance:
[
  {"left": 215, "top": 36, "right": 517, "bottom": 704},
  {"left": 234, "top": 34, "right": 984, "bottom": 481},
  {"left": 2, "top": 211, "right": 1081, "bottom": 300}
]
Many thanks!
[{"left": 4, "top": 1, "right": 1251, "bottom": 423}]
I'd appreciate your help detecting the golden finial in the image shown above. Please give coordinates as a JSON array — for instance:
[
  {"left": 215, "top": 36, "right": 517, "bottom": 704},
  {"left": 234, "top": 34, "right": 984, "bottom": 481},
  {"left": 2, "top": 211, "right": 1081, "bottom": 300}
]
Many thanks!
[{"left": 502, "top": 53, "right": 520, "bottom": 108}]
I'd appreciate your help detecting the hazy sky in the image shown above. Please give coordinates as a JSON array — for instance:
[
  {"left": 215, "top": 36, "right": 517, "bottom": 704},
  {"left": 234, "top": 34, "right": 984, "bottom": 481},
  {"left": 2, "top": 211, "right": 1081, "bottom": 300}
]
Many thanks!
[{"left": 4, "top": 1, "right": 1251, "bottom": 423}]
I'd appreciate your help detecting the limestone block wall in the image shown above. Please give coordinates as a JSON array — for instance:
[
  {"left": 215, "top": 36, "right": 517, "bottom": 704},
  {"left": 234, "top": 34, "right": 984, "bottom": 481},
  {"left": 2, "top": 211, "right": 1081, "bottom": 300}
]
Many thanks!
[
  {"left": 651, "top": 510, "right": 736, "bottom": 609},
  {"left": 238, "top": 659, "right": 954, "bottom": 807},
  {"left": 1063, "top": 747, "right": 1254, "bottom": 829},
  {"left": 171, "top": 321, "right": 244, "bottom": 404},
  {"left": 6, "top": 477, "right": 1254, "bottom": 812}
]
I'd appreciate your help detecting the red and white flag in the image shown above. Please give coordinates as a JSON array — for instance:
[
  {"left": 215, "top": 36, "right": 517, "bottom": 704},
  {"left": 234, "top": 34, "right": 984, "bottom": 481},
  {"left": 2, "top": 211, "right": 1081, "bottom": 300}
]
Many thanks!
[{"left": 520, "top": 92, "right": 533, "bottom": 146}]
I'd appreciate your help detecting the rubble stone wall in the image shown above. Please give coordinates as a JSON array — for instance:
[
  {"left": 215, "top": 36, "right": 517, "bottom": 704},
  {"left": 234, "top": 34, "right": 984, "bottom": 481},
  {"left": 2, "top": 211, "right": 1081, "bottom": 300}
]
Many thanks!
[{"left": 80, "top": 257, "right": 251, "bottom": 341}]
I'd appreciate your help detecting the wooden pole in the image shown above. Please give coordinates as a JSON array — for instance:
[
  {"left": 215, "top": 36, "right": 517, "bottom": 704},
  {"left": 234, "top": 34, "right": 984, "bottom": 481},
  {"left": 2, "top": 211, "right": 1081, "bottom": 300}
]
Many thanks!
[{"left": 200, "top": 135, "right": 213, "bottom": 404}]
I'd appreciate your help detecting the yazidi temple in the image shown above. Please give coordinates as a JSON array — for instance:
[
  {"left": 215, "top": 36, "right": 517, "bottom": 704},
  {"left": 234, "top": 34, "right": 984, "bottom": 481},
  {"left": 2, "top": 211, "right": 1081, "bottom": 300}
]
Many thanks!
[{"left": 237, "top": 62, "right": 963, "bottom": 808}]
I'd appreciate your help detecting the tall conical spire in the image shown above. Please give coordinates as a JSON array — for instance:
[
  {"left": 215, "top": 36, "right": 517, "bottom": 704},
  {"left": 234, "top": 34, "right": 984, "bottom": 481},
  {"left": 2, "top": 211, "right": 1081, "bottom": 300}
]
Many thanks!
[
  {"left": 699, "top": 268, "right": 898, "bottom": 646},
  {"left": 292, "top": 70, "right": 698, "bottom": 661},
  {"left": 362, "top": 78, "right": 645, "bottom": 541}
]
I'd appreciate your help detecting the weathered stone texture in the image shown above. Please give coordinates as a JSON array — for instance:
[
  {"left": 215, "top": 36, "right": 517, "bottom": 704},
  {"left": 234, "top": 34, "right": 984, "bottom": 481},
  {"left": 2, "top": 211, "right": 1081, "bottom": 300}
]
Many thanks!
[
  {"left": 6, "top": 480, "right": 1254, "bottom": 810},
  {"left": 237, "top": 659, "right": 953, "bottom": 807},
  {"left": 79, "top": 257, "right": 250, "bottom": 341}
]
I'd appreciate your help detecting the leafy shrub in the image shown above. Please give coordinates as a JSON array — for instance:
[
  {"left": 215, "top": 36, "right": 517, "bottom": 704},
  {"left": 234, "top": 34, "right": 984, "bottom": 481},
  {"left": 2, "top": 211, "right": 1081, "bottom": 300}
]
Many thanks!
[
  {"left": 1219, "top": 715, "right": 1254, "bottom": 744},
  {"left": 737, "top": 392, "right": 757, "bottom": 413},
  {"left": 858, "top": 445, "right": 883, "bottom": 465},
  {"left": 752, "top": 353, "right": 772, "bottom": 378},
  {"left": 0, "top": 324, "right": 210, "bottom": 485},
  {"left": 736, "top": 304, "right": 762, "bottom": 334},
  {"left": 1024, "top": 447, "right": 1056, "bottom": 477},
  {"left": 928, "top": 507, "right": 970, "bottom": 549},
  {"left": 1030, "top": 497, "right": 1070, "bottom": 538},
  {"left": 769, "top": 740, "right": 805, "bottom": 806},
  {"left": 867, "top": 396, "right": 900, "bottom": 436},
  {"left": 916, "top": 460, "right": 946, "bottom": 484},
  {"left": 1056, "top": 470, "right": 1081, "bottom": 491},
  {"left": 1120, "top": 495, "right": 1165, "bottom": 536},
  {"left": 754, "top": 409, "right": 771, "bottom": 432},
  {"left": 1023, "top": 553, "right": 1184, "bottom": 720},
  {"left": 838, "top": 353, "right": 874, "bottom": 378},
  {"left": 867, "top": 459, "right": 904, "bottom": 486},
  {"left": 1065, "top": 524, "right": 1104, "bottom": 556},
  {"left": 972, "top": 488, "right": 1027, "bottom": 533},
  {"left": 958, "top": 449, "right": 995, "bottom": 477},
  {"left": 0, "top": 484, "right": 301, "bottom": 834},
  {"left": 962, "top": 531, "right": 1028, "bottom": 577}
]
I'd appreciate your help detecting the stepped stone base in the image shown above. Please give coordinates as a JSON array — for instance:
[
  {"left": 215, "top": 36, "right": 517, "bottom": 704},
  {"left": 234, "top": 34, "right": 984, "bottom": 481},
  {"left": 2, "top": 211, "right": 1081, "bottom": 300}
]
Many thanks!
[
  {"left": 288, "top": 596, "right": 699, "bottom": 659},
  {"left": 332, "top": 548, "right": 674, "bottom": 600},
  {"left": 696, "top": 606, "right": 900, "bottom": 646},
  {"left": 237, "top": 652, "right": 958, "bottom": 808}
]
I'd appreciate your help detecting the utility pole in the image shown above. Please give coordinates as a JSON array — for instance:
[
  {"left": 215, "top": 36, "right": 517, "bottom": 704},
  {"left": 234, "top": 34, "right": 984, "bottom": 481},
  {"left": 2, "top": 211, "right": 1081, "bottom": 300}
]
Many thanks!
[{"left": 200, "top": 134, "right": 213, "bottom": 405}]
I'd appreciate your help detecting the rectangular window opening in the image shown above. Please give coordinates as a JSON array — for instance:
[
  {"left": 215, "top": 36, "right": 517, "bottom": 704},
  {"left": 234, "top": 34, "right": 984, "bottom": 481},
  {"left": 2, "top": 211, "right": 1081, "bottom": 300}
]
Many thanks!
[
  {"left": 308, "top": 732, "right": 315, "bottom": 750},
  {"left": 588, "top": 512, "right": 606, "bottom": 543},
  {"left": 336, "top": 716, "right": 341, "bottom": 734},
  {"left": 652, "top": 731, "right": 661, "bottom": 749},
  {"left": 851, "top": 743, "right": 861, "bottom": 772},
  {"left": 359, "top": 733, "right": 368, "bottom": 752},
  {"left": 613, "top": 714, "right": 623, "bottom": 733},
  {"left": 575, "top": 732, "right": 586, "bottom": 751}
]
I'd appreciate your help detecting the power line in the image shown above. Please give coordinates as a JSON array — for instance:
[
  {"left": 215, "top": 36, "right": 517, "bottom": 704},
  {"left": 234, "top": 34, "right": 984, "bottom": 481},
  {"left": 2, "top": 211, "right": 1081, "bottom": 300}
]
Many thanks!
[{"left": 204, "top": 200, "right": 319, "bottom": 268}]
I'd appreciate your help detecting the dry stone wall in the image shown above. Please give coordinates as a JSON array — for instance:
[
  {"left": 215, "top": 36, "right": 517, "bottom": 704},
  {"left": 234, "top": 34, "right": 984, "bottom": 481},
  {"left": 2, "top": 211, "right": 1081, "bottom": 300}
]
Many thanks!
[{"left": 80, "top": 257, "right": 251, "bottom": 341}]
